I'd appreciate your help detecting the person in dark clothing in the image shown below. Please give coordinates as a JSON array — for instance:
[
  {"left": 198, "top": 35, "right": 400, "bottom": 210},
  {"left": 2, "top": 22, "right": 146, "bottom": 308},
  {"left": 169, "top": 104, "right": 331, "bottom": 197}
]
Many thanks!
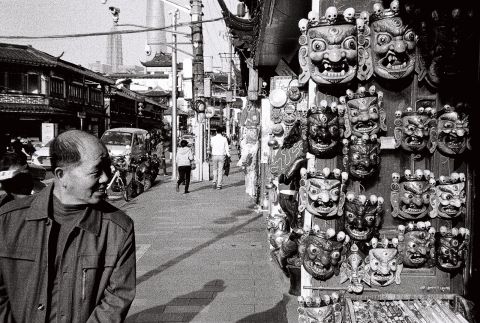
[
  {"left": 0, "top": 130, "right": 136, "bottom": 323},
  {"left": 176, "top": 139, "right": 194, "bottom": 194}
]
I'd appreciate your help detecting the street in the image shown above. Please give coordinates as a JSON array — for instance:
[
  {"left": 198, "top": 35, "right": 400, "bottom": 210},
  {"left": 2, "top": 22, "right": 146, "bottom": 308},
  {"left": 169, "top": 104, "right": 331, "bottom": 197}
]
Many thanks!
[{"left": 111, "top": 151, "right": 298, "bottom": 323}]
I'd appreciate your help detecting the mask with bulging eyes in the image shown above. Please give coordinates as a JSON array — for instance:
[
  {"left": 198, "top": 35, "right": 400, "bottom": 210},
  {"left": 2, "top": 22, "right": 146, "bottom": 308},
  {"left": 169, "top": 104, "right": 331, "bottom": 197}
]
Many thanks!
[
  {"left": 307, "top": 109, "right": 343, "bottom": 157},
  {"left": 400, "top": 230, "right": 435, "bottom": 268},
  {"left": 437, "top": 104, "right": 471, "bottom": 156},
  {"left": 370, "top": 12, "right": 416, "bottom": 80},
  {"left": 266, "top": 213, "right": 289, "bottom": 250},
  {"left": 435, "top": 228, "right": 469, "bottom": 273},
  {"left": 299, "top": 232, "right": 346, "bottom": 281},
  {"left": 342, "top": 136, "right": 381, "bottom": 179},
  {"left": 394, "top": 108, "right": 437, "bottom": 154},
  {"left": 299, "top": 24, "right": 358, "bottom": 85},
  {"left": 364, "top": 248, "right": 403, "bottom": 286},
  {"left": 343, "top": 193, "right": 383, "bottom": 241},
  {"left": 430, "top": 174, "right": 466, "bottom": 219}
]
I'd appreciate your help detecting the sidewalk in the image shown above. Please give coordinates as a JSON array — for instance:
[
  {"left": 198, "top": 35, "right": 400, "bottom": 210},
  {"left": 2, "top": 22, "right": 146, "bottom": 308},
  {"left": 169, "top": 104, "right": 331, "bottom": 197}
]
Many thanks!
[{"left": 124, "top": 151, "right": 298, "bottom": 323}]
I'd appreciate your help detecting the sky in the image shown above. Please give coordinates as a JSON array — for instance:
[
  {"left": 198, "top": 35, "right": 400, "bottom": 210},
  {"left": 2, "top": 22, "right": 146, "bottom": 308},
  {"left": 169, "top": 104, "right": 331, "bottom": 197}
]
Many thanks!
[{"left": 0, "top": 0, "right": 238, "bottom": 72}]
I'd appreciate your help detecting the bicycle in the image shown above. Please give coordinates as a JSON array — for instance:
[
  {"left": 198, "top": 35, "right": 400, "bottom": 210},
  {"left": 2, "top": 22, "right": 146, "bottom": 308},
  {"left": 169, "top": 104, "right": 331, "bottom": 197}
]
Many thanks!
[{"left": 106, "top": 156, "right": 129, "bottom": 202}]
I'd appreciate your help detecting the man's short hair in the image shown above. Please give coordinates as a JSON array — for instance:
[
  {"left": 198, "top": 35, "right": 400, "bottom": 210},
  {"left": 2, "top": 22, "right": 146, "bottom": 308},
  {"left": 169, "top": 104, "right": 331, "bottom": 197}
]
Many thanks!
[
  {"left": 180, "top": 140, "right": 188, "bottom": 147},
  {"left": 50, "top": 130, "right": 101, "bottom": 172}
]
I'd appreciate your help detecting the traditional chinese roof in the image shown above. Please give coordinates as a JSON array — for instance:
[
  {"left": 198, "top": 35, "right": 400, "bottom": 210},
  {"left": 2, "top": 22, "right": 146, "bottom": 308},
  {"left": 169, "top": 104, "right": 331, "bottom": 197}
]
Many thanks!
[{"left": 0, "top": 43, "right": 114, "bottom": 84}]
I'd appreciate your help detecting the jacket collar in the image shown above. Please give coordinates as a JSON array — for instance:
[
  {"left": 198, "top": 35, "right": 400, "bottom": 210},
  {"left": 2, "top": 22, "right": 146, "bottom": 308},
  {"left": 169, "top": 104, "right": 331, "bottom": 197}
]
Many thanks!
[{"left": 27, "top": 183, "right": 101, "bottom": 236}]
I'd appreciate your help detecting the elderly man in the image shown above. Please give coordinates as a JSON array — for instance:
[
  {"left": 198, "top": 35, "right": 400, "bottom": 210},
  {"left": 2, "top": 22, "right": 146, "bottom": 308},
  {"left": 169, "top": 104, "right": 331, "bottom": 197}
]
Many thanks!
[{"left": 0, "top": 130, "right": 136, "bottom": 322}]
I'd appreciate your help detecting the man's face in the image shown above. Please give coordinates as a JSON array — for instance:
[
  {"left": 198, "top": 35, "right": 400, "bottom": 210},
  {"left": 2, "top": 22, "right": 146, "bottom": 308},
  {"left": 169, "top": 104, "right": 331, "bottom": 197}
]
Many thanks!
[{"left": 62, "top": 142, "right": 110, "bottom": 205}]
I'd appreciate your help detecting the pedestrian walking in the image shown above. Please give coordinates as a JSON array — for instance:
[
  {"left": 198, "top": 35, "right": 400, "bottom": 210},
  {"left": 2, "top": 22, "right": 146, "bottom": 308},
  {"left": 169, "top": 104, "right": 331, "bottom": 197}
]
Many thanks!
[
  {"left": 176, "top": 139, "right": 194, "bottom": 194},
  {"left": 0, "top": 130, "right": 136, "bottom": 322},
  {"left": 210, "top": 127, "right": 230, "bottom": 190}
]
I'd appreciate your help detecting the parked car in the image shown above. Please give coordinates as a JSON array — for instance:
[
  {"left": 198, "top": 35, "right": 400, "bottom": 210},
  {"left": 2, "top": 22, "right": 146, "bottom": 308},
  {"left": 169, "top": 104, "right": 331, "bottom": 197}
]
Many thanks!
[
  {"left": 31, "top": 140, "right": 52, "bottom": 170},
  {"left": 101, "top": 128, "right": 149, "bottom": 166}
]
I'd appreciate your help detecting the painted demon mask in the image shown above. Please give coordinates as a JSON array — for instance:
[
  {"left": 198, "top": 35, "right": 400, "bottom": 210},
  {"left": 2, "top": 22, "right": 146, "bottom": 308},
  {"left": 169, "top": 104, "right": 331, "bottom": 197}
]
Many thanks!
[
  {"left": 340, "top": 244, "right": 366, "bottom": 294},
  {"left": 398, "top": 222, "right": 435, "bottom": 268},
  {"left": 340, "top": 86, "right": 387, "bottom": 138},
  {"left": 283, "top": 103, "right": 297, "bottom": 127},
  {"left": 364, "top": 239, "right": 403, "bottom": 286},
  {"left": 342, "top": 135, "right": 380, "bottom": 179},
  {"left": 391, "top": 169, "right": 435, "bottom": 220},
  {"left": 299, "top": 229, "right": 348, "bottom": 281},
  {"left": 298, "top": 167, "right": 348, "bottom": 218},
  {"left": 343, "top": 193, "right": 383, "bottom": 241},
  {"left": 369, "top": 2, "right": 416, "bottom": 80},
  {"left": 394, "top": 107, "right": 437, "bottom": 153},
  {"left": 298, "top": 7, "right": 357, "bottom": 85},
  {"left": 266, "top": 213, "right": 289, "bottom": 250},
  {"left": 306, "top": 99, "right": 344, "bottom": 157},
  {"left": 435, "top": 227, "right": 470, "bottom": 273},
  {"left": 297, "top": 292, "right": 342, "bottom": 323},
  {"left": 437, "top": 104, "right": 471, "bottom": 156},
  {"left": 430, "top": 173, "right": 466, "bottom": 219}
]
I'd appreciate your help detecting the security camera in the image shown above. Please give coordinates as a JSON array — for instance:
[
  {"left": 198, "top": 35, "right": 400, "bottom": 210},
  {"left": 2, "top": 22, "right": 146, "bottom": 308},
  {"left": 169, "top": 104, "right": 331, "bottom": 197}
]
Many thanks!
[{"left": 144, "top": 44, "right": 152, "bottom": 56}]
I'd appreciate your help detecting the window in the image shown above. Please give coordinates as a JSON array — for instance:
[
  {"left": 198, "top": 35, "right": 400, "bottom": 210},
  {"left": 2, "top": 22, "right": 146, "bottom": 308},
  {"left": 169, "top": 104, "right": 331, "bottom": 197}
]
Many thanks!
[
  {"left": 27, "top": 73, "right": 40, "bottom": 94},
  {"left": 50, "top": 77, "right": 65, "bottom": 97},
  {"left": 7, "top": 73, "right": 22, "bottom": 92}
]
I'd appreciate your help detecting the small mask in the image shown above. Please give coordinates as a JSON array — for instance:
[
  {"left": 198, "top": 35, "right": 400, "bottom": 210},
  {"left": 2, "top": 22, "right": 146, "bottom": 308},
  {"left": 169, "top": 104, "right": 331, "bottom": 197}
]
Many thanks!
[
  {"left": 297, "top": 293, "right": 342, "bottom": 323},
  {"left": 266, "top": 213, "right": 289, "bottom": 250},
  {"left": 283, "top": 104, "right": 297, "bottom": 127},
  {"left": 299, "top": 227, "right": 348, "bottom": 281},
  {"left": 342, "top": 134, "right": 381, "bottom": 179},
  {"left": 435, "top": 226, "right": 470, "bottom": 273},
  {"left": 298, "top": 167, "right": 348, "bottom": 218},
  {"left": 397, "top": 222, "right": 436, "bottom": 268},
  {"left": 343, "top": 192, "right": 384, "bottom": 241},
  {"left": 306, "top": 97, "right": 345, "bottom": 157},
  {"left": 340, "top": 85, "right": 387, "bottom": 138},
  {"left": 394, "top": 106, "right": 437, "bottom": 153},
  {"left": 391, "top": 169, "right": 435, "bottom": 220},
  {"left": 364, "top": 238, "right": 403, "bottom": 286},
  {"left": 298, "top": 7, "right": 358, "bottom": 85},
  {"left": 369, "top": 2, "right": 417, "bottom": 80},
  {"left": 430, "top": 173, "right": 466, "bottom": 219},
  {"left": 340, "top": 244, "right": 366, "bottom": 293},
  {"left": 436, "top": 104, "right": 471, "bottom": 156}
]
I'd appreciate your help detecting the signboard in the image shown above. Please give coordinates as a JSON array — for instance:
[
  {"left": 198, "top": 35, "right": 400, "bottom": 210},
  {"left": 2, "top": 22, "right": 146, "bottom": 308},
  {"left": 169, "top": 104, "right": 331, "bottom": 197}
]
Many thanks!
[
  {"left": 77, "top": 111, "right": 86, "bottom": 119},
  {"left": 183, "top": 58, "right": 193, "bottom": 79},
  {"left": 41, "top": 123, "right": 58, "bottom": 144},
  {"left": 226, "top": 90, "right": 233, "bottom": 103},
  {"left": 183, "top": 79, "right": 193, "bottom": 100}
]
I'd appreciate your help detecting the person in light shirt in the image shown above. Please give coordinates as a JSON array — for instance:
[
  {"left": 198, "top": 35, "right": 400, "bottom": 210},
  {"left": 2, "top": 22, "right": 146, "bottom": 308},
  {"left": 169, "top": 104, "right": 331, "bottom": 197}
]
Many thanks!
[{"left": 210, "top": 127, "right": 230, "bottom": 190}]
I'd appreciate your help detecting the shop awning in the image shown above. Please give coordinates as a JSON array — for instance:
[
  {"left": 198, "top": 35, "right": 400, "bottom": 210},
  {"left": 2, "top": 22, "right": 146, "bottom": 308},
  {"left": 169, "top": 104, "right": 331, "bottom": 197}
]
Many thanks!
[{"left": 0, "top": 103, "right": 74, "bottom": 116}]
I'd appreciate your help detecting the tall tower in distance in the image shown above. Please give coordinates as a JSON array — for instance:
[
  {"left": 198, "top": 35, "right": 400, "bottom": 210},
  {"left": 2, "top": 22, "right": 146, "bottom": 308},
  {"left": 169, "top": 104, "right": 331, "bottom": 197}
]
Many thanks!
[
  {"left": 106, "top": 7, "right": 123, "bottom": 73},
  {"left": 146, "top": 0, "right": 167, "bottom": 56}
]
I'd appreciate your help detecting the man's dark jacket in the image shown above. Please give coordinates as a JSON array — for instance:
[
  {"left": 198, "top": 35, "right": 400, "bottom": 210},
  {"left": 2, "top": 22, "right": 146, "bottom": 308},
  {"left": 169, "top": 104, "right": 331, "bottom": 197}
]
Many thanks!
[{"left": 0, "top": 184, "right": 136, "bottom": 322}]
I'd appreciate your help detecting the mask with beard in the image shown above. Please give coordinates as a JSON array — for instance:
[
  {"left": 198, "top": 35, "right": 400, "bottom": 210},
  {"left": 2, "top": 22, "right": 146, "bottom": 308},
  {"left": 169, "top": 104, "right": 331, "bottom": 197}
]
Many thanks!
[
  {"left": 298, "top": 167, "right": 348, "bottom": 218},
  {"left": 298, "top": 7, "right": 358, "bottom": 86},
  {"left": 435, "top": 226, "right": 470, "bottom": 273},
  {"left": 430, "top": 172, "right": 466, "bottom": 219},
  {"left": 343, "top": 192, "right": 384, "bottom": 242},
  {"left": 340, "top": 85, "right": 387, "bottom": 138},
  {"left": 394, "top": 106, "right": 437, "bottom": 154},
  {"left": 397, "top": 222, "right": 436, "bottom": 268},
  {"left": 436, "top": 104, "right": 471, "bottom": 156},
  {"left": 369, "top": 1, "right": 416, "bottom": 80},
  {"left": 391, "top": 169, "right": 435, "bottom": 220}
]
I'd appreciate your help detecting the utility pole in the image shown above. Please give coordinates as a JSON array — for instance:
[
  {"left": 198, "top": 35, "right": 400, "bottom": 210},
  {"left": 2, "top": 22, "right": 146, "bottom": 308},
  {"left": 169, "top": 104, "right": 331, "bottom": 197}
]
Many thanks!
[
  {"left": 191, "top": 0, "right": 207, "bottom": 180},
  {"left": 226, "top": 35, "right": 232, "bottom": 138},
  {"left": 171, "top": 9, "right": 179, "bottom": 180}
]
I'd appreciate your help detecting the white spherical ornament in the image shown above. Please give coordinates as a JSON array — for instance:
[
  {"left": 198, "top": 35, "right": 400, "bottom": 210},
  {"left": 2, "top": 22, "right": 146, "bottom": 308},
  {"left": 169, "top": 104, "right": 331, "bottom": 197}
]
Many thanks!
[
  {"left": 377, "top": 197, "right": 384, "bottom": 204},
  {"left": 323, "top": 167, "right": 331, "bottom": 177},
  {"left": 370, "top": 195, "right": 378, "bottom": 204},
  {"left": 440, "top": 226, "right": 447, "bottom": 234},
  {"left": 398, "top": 225, "right": 405, "bottom": 233},
  {"left": 451, "top": 228, "right": 458, "bottom": 236},
  {"left": 337, "top": 231, "right": 346, "bottom": 241},
  {"left": 326, "top": 228, "right": 336, "bottom": 238}
]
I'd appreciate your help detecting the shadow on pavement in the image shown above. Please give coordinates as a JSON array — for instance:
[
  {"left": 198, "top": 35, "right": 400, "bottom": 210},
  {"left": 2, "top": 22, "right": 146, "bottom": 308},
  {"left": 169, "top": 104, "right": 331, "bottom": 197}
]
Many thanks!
[
  {"left": 136, "top": 214, "right": 262, "bottom": 286},
  {"left": 187, "top": 179, "right": 245, "bottom": 193},
  {"left": 127, "top": 280, "right": 226, "bottom": 323},
  {"left": 236, "top": 294, "right": 289, "bottom": 323}
]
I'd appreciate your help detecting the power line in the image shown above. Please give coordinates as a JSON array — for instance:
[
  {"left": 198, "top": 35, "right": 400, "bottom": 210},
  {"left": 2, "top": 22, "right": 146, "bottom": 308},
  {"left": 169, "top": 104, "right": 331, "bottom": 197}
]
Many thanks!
[{"left": 0, "top": 17, "right": 223, "bottom": 40}]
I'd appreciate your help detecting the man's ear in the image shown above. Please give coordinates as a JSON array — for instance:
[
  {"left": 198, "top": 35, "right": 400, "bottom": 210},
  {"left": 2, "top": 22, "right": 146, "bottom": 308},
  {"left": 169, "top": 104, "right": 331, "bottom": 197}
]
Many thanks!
[{"left": 53, "top": 167, "right": 64, "bottom": 180}]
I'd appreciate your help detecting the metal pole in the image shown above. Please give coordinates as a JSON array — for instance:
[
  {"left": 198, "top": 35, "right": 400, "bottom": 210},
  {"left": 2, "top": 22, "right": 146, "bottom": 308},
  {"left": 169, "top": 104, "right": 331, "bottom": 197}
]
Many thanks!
[{"left": 171, "top": 9, "right": 178, "bottom": 180}]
